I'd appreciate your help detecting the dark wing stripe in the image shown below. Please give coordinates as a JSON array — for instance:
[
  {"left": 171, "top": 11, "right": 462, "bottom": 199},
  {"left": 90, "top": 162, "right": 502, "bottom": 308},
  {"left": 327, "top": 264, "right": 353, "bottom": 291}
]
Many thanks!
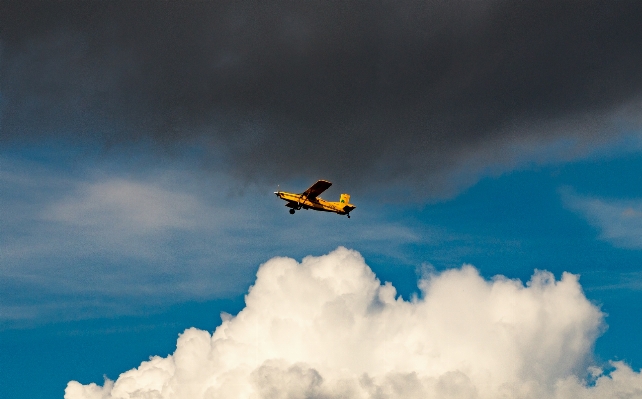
[{"left": 302, "top": 180, "right": 332, "bottom": 200}]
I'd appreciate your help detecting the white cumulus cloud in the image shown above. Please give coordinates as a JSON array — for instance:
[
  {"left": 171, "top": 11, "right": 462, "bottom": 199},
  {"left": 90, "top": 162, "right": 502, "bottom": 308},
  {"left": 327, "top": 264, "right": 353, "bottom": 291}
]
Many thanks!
[{"left": 65, "top": 248, "right": 642, "bottom": 399}]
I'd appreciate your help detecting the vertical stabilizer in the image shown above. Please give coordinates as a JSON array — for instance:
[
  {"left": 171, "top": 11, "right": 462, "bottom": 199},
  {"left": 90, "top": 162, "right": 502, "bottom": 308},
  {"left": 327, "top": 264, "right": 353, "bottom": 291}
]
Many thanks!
[{"left": 340, "top": 194, "right": 350, "bottom": 204}]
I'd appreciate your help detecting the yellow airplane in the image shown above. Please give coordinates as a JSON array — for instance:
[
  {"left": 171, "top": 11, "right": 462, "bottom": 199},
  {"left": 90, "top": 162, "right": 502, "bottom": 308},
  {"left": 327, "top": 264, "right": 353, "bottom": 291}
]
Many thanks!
[{"left": 275, "top": 180, "right": 356, "bottom": 218}]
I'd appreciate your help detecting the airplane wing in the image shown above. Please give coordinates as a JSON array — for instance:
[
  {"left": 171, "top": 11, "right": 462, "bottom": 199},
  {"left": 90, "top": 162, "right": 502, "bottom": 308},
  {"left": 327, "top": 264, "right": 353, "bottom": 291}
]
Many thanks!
[{"left": 302, "top": 180, "right": 332, "bottom": 200}]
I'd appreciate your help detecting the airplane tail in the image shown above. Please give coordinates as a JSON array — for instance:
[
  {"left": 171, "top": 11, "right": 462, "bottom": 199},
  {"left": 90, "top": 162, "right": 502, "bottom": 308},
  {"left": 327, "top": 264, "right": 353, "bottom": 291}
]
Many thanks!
[{"left": 340, "top": 193, "right": 351, "bottom": 204}]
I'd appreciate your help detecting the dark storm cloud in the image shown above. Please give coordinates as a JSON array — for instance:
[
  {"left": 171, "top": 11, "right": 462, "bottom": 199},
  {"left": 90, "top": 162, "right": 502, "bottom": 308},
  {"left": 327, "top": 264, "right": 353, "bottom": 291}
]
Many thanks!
[{"left": 2, "top": 1, "right": 642, "bottom": 196}]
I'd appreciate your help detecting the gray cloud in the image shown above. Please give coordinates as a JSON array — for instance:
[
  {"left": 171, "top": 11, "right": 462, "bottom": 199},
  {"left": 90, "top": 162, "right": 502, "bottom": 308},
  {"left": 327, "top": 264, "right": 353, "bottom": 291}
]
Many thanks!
[{"left": 2, "top": 1, "right": 642, "bottom": 196}]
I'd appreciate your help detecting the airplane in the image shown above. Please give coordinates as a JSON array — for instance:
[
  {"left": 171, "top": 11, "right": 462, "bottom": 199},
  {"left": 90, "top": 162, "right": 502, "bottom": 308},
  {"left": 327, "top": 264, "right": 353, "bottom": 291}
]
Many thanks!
[{"left": 274, "top": 180, "right": 356, "bottom": 218}]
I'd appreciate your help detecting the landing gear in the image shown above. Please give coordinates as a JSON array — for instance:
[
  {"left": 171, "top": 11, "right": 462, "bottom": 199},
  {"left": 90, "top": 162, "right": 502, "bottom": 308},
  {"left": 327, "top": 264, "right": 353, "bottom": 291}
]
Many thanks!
[
  {"left": 289, "top": 209, "right": 295, "bottom": 214},
  {"left": 347, "top": 214, "right": 351, "bottom": 219}
]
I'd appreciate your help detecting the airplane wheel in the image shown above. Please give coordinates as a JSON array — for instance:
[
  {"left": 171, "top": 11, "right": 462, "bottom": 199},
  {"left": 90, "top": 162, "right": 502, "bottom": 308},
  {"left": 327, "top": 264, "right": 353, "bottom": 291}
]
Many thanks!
[
  {"left": 289, "top": 209, "right": 295, "bottom": 214},
  {"left": 347, "top": 214, "right": 351, "bottom": 218}
]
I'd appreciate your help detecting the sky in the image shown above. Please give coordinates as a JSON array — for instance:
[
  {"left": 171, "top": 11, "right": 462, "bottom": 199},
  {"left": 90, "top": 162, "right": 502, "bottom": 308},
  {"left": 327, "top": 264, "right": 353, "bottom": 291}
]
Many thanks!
[{"left": 1, "top": 1, "right": 642, "bottom": 398}]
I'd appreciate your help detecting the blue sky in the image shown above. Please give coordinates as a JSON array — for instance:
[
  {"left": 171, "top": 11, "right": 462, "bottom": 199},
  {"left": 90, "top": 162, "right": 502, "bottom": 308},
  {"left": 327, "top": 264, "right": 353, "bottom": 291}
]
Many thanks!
[
  {"left": 2, "top": 137, "right": 642, "bottom": 398},
  {"left": 3, "top": 2, "right": 642, "bottom": 398}
]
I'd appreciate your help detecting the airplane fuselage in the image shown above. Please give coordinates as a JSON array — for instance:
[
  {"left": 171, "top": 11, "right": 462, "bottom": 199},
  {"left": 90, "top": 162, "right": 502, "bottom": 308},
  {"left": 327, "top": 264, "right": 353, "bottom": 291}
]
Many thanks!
[
  {"left": 274, "top": 180, "right": 355, "bottom": 218},
  {"left": 275, "top": 191, "right": 351, "bottom": 214}
]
